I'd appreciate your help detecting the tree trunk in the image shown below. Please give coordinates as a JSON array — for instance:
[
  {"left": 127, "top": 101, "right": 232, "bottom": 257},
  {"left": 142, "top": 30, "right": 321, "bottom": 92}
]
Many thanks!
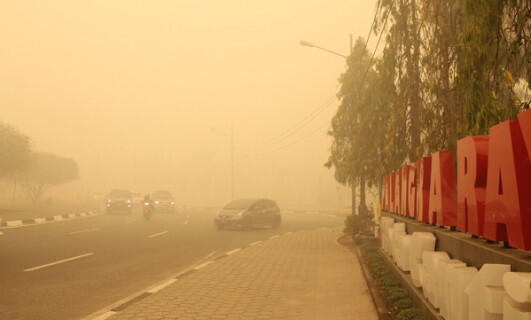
[
  {"left": 359, "top": 176, "right": 367, "bottom": 214},
  {"left": 351, "top": 183, "right": 357, "bottom": 215}
]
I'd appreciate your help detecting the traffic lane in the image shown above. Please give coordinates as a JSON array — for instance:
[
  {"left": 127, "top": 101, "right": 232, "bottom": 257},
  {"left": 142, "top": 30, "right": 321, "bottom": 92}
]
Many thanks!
[{"left": 0, "top": 209, "right": 342, "bottom": 319}]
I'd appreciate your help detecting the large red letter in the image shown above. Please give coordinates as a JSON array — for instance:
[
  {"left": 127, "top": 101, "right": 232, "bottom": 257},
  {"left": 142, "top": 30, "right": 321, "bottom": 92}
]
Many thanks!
[
  {"left": 428, "top": 151, "right": 457, "bottom": 226},
  {"left": 389, "top": 172, "right": 396, "bottom": 213},
  {"left": 394, "top": 170, "right": 402, "bottom": 214},
  {"left": 517, "top": 109, "right": 531, "bottom": 159},
  {"left": 401, "top": 166, "right": 410, "bottom": 216},
  {"left": 484, "top": 120, "right": 531, "bottom": 250},
  {"left": 407, "top": 163, "right": 417, "bottom": 218},
  {"left": 416, "top": 157, "right": 431, "bottom": 223},
  {"left": 457, "top": 136, "right": 489, "bottom": 236}
]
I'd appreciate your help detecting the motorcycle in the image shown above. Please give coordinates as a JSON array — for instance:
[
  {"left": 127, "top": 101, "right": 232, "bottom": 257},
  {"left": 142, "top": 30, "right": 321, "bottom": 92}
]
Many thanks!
[{"left": 143, "top": 201, "right": 154, "bottom": 220}]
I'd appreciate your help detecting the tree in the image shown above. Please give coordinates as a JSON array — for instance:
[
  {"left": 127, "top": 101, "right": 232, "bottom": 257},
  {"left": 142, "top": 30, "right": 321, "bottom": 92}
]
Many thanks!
[
  {"left": 19, "top": 153, "right": 79, "bottom": 203},
  {"left": 326, "top": 38, "right": 380, "bottom": 214},
  {"left": 0, "top": 122, "right": 31, "bottom": 177}
]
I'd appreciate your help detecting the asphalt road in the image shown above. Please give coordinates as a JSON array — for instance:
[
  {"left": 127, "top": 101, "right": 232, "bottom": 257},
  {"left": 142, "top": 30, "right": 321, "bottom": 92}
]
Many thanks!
[{"left": 0, "top": 206, "right": 343, "bottom": 320}]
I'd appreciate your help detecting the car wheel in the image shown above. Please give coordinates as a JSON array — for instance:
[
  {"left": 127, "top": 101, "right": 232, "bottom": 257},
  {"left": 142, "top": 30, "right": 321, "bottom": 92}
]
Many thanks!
[{"left": 272, "top": 216, "right": 281, "bottom": 229}]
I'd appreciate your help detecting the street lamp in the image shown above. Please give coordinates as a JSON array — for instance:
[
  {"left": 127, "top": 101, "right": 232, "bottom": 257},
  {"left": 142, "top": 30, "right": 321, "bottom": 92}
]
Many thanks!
[{"left": 299, "top": 40, "right": 348, "bottom": 59}]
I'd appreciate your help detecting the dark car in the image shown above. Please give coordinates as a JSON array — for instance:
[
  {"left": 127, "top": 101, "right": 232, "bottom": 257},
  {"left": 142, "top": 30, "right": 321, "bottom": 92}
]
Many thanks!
[
  {"left": 151, "top": 190, "right": 176, "bottom": 213},
  {"left": 106, "top": 189, "right": 133, "bottom": 214},
  {"left": 214, "top": 198, "right": 281, "bottom": 230}
]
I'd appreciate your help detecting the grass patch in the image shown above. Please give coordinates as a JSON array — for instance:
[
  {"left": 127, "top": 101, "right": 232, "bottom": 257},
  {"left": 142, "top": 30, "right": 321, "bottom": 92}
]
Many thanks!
[{"left": 357, "top": 237, "right": 425, "bottom": 320}]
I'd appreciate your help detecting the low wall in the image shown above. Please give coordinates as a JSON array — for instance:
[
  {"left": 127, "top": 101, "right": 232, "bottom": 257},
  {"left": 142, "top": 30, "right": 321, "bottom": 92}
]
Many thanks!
[{"left": 382, "top": 212, "right": 531, "bottom": 272}]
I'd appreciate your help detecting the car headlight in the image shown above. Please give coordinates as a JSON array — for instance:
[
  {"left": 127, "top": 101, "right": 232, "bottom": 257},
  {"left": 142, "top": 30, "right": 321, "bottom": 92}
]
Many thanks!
[
  {"left": 127, "top": 199, "right": 132, "bottom": 204},
  {"left": 237, "top": 210, "right": 245, "bottom": 217},
  {"left": 144, "top": 202, "right": 150, "bottom": 206},
  {"left": 155, "top": 200, "right": 159, "bottom": 204},
  {"left": 107, "top": 199, "right": 112, "bottom": 203},
  {"left": 170, "top": 201, "right": 175, "bottom": 205}
]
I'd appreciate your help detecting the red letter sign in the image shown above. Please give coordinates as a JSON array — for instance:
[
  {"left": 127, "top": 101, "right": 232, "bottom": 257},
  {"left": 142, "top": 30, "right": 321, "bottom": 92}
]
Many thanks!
[
  {"left": 416, "top": 157, "right": 431, "bottom": 223},
  {"left": 401, "top": 166, "right": 410, "bottom": 216},
  {"left": 394, "top": 170, "right": 402, "bottom": 214},
  {"left": 517, "top": 109, "right": 531, "bottom": 159},
  {"left": 407, "top": 163, "right": 417, "bottom": 218},
  {"left": 484, "top": 120, "right": 531, "bottom": 250},
  {"left": 457, "top": 136, "right": 489, "bottom": 236},
  {"left": 428, "top": 151, "right": 457, "bottom": 226}
]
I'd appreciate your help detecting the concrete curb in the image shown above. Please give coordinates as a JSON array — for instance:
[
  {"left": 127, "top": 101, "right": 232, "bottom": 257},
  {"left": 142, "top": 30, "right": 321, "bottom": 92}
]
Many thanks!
[{"left": 0, "top": 210, "right": 101, "bottom": 229}]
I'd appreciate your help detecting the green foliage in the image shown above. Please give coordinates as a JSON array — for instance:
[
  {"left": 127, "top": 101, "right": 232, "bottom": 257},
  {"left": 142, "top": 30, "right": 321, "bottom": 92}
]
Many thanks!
[
  {"left": 20, "top": 152, "right": 79, "bottom": 202},
  {"left": 358, "top": 239, "right": 425, "bottom": 320},
  {"left": 0, "top": 122, "right": 31, "bottom": 177},
  {"left": 328, "top": 0, "right": 530, "bottom": 192},
  {"left": 397, "top": 308, "right": 424, "bottom": 320}
]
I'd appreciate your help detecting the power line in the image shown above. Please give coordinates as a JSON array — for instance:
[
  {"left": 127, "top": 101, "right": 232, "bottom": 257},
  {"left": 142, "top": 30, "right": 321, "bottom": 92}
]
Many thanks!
[
  {"left": 262, "top": 95, "right": 336, "bottom": 148},
  {"left": 363, "top": 1, "right": 383, "bottom": 54}
]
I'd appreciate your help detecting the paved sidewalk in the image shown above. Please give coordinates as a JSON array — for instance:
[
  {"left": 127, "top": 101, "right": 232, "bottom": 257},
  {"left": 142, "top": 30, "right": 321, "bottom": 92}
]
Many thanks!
[{"left": 110, "top": 228, "right": 378, "bottom": 320}]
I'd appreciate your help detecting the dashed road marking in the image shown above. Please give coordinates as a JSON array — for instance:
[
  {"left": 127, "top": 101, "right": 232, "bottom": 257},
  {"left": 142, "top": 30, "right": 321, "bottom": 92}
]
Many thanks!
[
  {"left": 147, "top": 279, "right": 177, "bottom": 294},
  {"left": 226, "top": 248, "right": 241, "bottom": 255},
  {"left": 69, "top": 228, "right": 100, "bottom": 235},
  {"left": 53, "top": 215, "right": 64, "bottom": 221},
  {"left": 250, "top": 241, "right": 263, "bottom": 246},
  {"left": 269, "top": 235, "right": 280, "bottom": 240},
  {"left": 91, "top": 311, "right": 117, "bottom": 320},
  {"left": 34, "top": 218, "right": 46, "bottom": 224},
  {"left": 183, "top": 220, "right": 189, "bottom": 225},
  {"left": 148, "top": 230, "right": 169, "bottom": 238},
  {"left": 6, "top": 220, "right": 23, "bottom": 227},
  {"left": 194, "top": 261, "right": 213, "bottom": 270},
  {"left": 24, "top": 252, "right": 95, "bottom": 272}
]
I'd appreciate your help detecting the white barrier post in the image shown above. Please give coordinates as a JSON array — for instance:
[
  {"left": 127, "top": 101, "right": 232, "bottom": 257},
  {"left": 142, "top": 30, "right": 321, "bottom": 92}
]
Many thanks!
[
  {"left": 465, "top": 264, "right": 510, "bottom": 320},
  {"left": 502, "top": 272, "right": 531, "bottom": 320}
]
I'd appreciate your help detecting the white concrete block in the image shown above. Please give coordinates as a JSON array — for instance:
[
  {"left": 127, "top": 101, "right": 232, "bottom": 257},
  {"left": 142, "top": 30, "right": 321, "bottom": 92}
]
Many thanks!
[
  {"left": 465, "top": 264, "right": 509, "bottom": 320},
  {"left": 408, "top": 232, "right": 436, "bottom": 273},
  {"left": 380, "top": 217, "right": 394, "bottom": 254},
  {"left": 449, "top": 266, "right": 477, "bottom": 320},
  {"left": 392, "top": 230, "right": 406, "bottom": 264},
  {"left": 503, "top": 297, "right": 531, "bottom": 320},
  {"left": 439, "top": 259, "right": 467, "bottom": 319},
  {"left": 397, "top": 234, "right": 413, "bottom": 271},
  {"left": 411, "top": 262, "right": 423, "bottom": 288},
  {"left": 426, "top": 251, "right": 450, "bottom": 308},
  {"left": 393, "top": 222, "right": 406, "bottom": 233},
  {"left": 479, "top": 264, "right": 511, "bottom": 286},
  {"left": 503, "top": 272, "right": 531, "bottom": 303}
]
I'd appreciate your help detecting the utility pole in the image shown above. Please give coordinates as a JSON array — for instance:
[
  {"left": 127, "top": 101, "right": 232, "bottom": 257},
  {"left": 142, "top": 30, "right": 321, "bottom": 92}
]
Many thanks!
[{"left": 231, "top": 124, "right": 234, "bottom": 201}]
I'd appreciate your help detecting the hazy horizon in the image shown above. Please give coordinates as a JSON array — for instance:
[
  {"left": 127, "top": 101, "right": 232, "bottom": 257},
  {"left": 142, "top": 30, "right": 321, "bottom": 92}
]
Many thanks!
[{"left": 1, "top": 0, "right": 378, "bottom": 208}]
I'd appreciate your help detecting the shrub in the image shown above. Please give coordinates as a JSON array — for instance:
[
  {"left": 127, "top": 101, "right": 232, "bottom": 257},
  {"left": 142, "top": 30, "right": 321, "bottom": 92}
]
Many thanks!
[{"left": 397, "top": 308, "right": 424, "bottom": 320}]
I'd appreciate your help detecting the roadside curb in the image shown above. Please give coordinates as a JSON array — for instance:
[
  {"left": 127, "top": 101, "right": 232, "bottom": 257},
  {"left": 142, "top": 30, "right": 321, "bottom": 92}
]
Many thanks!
[
  {"left": 83, "top": 230, "right": 298, "bottom": 320},
  {"left": 0, "top": 210, "right": 101, "bottom": 229}
]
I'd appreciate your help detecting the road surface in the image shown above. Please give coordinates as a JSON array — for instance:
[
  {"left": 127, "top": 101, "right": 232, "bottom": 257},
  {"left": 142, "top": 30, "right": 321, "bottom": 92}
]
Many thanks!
[{"left": 0, "top": 207, "right": 343, "bottom": 320}]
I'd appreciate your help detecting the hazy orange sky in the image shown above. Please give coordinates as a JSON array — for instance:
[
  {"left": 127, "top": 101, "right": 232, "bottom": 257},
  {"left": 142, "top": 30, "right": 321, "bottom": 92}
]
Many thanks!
[{"left": 1, "top": 0, "right": 378, "bottom": 208}]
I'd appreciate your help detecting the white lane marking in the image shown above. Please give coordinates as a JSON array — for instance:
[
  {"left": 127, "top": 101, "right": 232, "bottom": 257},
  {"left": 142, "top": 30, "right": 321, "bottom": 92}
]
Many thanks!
[
  {"left": 147, "top": 279, "right": 177, "bottom": 293},
  {"left": 183, "top": 220, "right": 189, "bottom": 225},
  {"left": 148, "top": 230, "right": 169, "bottom": 238},
  {"left": 194, "top": 261, "right": 213, "bottom": 270},
  {"left": 226, "top": 248, "right": 241, "bottom": 255},
  {"left": 6, "top": 220, "right": 23, "bottom": 227},
  {"left": 91, "top": 311, "right": 117, "bottom": 320},
  {"left": 80, "top": 212, "right": 87, "bottom": 217},
  {"left": 269, "top": 235, "right": 280, "bottom": 240},
  {"left": 250, "top": 241, "right": 263, "bottom": 246},
  {"left": 68, "top": 213, "right": 77, "bottom": 218},
  {"left": 34, "top": 218, "right": 46, "bottom": 224},
  {"left": 69, "top": 228, "right": 100, "bottom": 235},
  {"left": 53, "top": 215, "right": 64, "bottom": 221},
  {"left": 284, "top": 232, "right": 293, "bottom": 235},
  {"left": 203, "top": 251, "right": 216, "bottom": 260},
  {"left": 24, "top": 252, "right": 95, "bottom": 272}
]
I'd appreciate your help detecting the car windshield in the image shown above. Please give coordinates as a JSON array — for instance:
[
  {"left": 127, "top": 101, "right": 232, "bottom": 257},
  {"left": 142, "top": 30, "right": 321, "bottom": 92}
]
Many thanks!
[
  {"left": 223, "top": 199, "right": 257, "bottom": 210},
  {"left": 109, "top": 190, "right": 131, "bottom": 198},
  {"left": 152, "top": 191, "right": 173, "bottom": 200}
]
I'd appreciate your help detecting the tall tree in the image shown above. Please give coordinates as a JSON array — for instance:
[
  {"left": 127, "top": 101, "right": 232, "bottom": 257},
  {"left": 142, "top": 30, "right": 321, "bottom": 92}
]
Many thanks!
[
  {"left": 0, "top": 122, "right": 31, "bottom": 177},
  {"left": 20, "top": 153, "right": 79, "bottom": 203}
]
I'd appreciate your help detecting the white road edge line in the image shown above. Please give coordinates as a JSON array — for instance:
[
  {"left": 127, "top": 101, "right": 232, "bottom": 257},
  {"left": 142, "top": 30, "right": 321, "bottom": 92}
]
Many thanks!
[
  {"left": 91, "top": 311, "right": 117, "bottom": 320},
  {"left": 203, "top": 251, "right": 217, "bottom": 260},
  {"left": 226, "top": 248, "right": 241, "bottom": 255},
  {"left": 194, "top": 261, "right": 213, "bottom": 270},
  {"left": 250, "top": 241, "right": 263, "bottom": 246},
  {"left": 148, "top": 230, "right": 169, "bottom": 238},
  {"left": 69, "top": 228, "right": 100, "bottom": 235},
  {"left": 147, "top": 279, "right": 177, "bottom": 293},
  {"left": 24, "top": 252, "right": 95, "bottom": 272}
]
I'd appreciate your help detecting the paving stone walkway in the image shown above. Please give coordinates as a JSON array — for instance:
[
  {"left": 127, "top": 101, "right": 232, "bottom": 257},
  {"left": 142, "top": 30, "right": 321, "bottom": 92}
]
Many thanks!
[{"left": 111, "top": 228, "right": 378, "bottom": 320}]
